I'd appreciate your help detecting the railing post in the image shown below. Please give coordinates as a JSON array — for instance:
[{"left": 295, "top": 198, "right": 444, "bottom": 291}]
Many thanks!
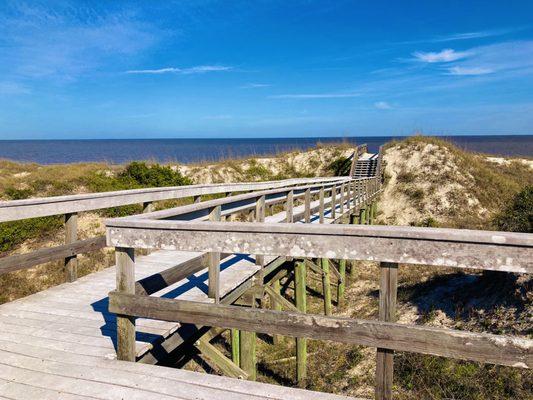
[
  {"left": 194, "top": 195, "right": 202, "bottom": 204},
  {"left": 304, "top": 188, "right": 311, "bottom": 223},
  {"left": 375, "top": 262, "right": 398, "bottom": 400},
  {"left": 286, "top": 190, "right": 294, "bottom": 223},
  {"left": 337, "top": 259, "right": 346, "bottom": 305},
  {"left": 240, "top": 290, "right": 257, "bottom": 380},
  {"left": 331, "top": 185, "right": 337, "bottom": 219},
  {"left": 339, "top": 182, "right": 345, "bottom": 219},
  {"left": 64, "top": 212, "right": 78, "bottom": 282},
  {"left": 116, "top": 247, "right": 136, "bottom": 361},
  {"left": 319, "top": 186, "right": 325, "bottom": 223},
  {"left": 295, "top": 260, "right": 307, "bottom": 387},
  {"left": 208, "top": 205, "right": 222, "bottom": 303},
  {"left": 271, "top": 278, "right": 282, "bottom": 345},
  {"left": 360, "top": 206, "right": 367, "bottom": 225},
  {"left": 255, "top": 195, "right": 266, "bottom": 267},
  {"left": 321, "top": 258, "right": 332, "bottom": 316},
  {"left": 231, "top": 329, "right": 240, "bottom": 367}
]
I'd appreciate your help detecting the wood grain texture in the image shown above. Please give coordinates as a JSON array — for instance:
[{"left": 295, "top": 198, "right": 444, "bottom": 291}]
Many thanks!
[{"left": 109, "top": 292, "right": 532, "bottom": 368}]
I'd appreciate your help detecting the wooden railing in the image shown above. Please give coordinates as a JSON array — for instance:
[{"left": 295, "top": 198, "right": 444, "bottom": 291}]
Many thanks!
[
  {"left": 0, "top": 176, "right": 349, "bottom": 281},
  {"left": 105, "top": 178, "right": 532, "bottom": 399}
]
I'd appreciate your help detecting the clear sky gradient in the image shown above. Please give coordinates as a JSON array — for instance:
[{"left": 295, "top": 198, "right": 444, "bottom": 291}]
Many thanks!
[{"left": 1, "top": 1, "right": 532, "bottom": 139}]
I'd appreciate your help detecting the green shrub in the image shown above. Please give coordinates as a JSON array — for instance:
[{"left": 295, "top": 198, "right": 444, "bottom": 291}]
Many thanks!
[
  {"left": 0, "top": 216, "right": 63, "bottom": 253},
  {"left": 494, "top": 185, "right": 532, "bottom": 233},
  {"left": 328, "top": 157, "right": 352, "bottom": 176},
  {"left": 4, "top": 187, "right": 34, "bottom": 200},
  {"left": 119, "top": 161, "right": 192, "bottom": 187}
]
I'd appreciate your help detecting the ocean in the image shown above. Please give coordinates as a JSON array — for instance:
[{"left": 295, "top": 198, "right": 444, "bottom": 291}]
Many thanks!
[{"left": 0, "top": 135, "right": 531, "bottom": 165}]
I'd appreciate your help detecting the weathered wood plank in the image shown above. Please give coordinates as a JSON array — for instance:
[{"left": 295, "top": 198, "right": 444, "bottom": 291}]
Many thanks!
[
  {"left": 0, "top": 236, "right": 106, "bottom": 275},
  {"left": 375, "top": 262, "right": 398, "bottom": 400},
  {"left": 109, "top": 292, "right": 532, "bottom": 368},
  {"left": 64, "top": 212, "right": 78, "bottom": 282},
  {"left": 0, "top": 177, "right": 350, "bottom": 222},
  {"left": 115, "top": 247, "right": 136, "bottom": 362},
  {"left": 107, "top": 221, "right": 533, "bottom": 273}
]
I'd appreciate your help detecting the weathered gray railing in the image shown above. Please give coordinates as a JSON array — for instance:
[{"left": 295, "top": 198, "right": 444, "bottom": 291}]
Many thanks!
[
  {"left": 0, "top": 177, "right": 349, "bottom": 281},
  {"left": 106, "top": 192, "right": 532, "bottom": 399}
]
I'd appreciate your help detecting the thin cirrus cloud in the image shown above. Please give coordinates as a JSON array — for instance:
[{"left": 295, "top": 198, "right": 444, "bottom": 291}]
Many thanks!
[
  {"left": 447, "top": 66, "right": 494, "bottom": 76},
  {"left": 398, "top": 27, "right": 519, "bottom": 45},
  {"left": 412, "top": 49, "right": 469, "bottom": 63},
  {"left": 269, "top": 92, "right": 359, "bottom": 99},
  {"left": 411, "top": 41, "right": 533, "bottom": 77},
  {"left": 374, "top": 101, "right": 392, "bottom": 110},
  {"left": 241, "top": 83, "right": 271, "bottom": 89},
  {"left": 126, "top": 65, "right": 232, "bottom": 74}
]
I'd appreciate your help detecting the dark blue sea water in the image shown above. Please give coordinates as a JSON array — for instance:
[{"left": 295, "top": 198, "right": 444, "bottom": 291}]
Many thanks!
[{"left": 0, "top": 136, "right": 531, "bottom": 164}]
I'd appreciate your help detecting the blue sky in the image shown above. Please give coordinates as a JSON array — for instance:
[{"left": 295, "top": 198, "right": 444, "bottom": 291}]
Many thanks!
[{"left": 0, "top": 1, "right": 532, "bottom": 139}]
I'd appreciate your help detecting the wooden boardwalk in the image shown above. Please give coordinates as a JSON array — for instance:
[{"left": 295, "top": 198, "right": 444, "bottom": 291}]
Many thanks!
[{"left": 0, "top": 192, "right": 361, "bottom": 399}]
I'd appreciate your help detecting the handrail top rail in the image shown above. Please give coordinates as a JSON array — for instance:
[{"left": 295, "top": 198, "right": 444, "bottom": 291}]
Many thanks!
[
  {"left": 0, "top": 176, "right": 349, "bottom": 208},
  {"left": 106, "top": 219, "right": 532, "bottom": 248},
  {"left": 115, "top": 177, "right": 369, "bottom": 221},
  {"left": 0, "top": 176, "right": 358, "bottom": 222}
]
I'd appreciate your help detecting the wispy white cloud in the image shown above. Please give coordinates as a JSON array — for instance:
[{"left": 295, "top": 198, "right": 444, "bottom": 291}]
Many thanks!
[
  {"left": 270, "top": 92, "right": 359, "bottom": 99},
  {"left": 446, "top": 41, "right": 533, "bottom": 76},
  {"left": 203, "top": 114, "right": 233, "bottom": 120},
  {"left": 0, "top": 3, "right": 158, "bottom": 81},
  {"left": 413, "top": 49, "right": 469, "bottom": 63},
  {"left": 398, "top": 27, "right": 520, "bottom": 45},
  {"left": 126, "top": 65, "right": 232, "bottom": 75},
  {"left": 0, "top": 81, "right": 30, "bottom": 95},
  {"left": 447, "top": 66, "right": 494, "bottom": 76},
  {"left": 374, "top": 101, "right": 392, "bottom": 110},
  {"left": 431, "top": 28, "right": 518, "bottom": 42},
  {"left": 241, "top": 83, "right": 271, "bottom": 89}
]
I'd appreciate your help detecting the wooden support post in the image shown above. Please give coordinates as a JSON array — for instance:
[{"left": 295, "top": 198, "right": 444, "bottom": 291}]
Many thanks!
[
  {"left": 142, "top": 201, "right": 154, "bottom": 214},
  {"left": 231, "top": 329, "right": 240, "bottom": 367},
  {"left": 339, "top": 183, "right": 345, "bottom": 216},
  {"left": 295, "top": 260, "right": 307, "bottom": 387},
  {"left": 375, "top": 262, "right": 398, "bottom": 400},
  {"left": 208, "top": 205, "right": 222, "bottom": 302},
  {"left": 240, "top": 291, "right": 257, "bottom": 380},
  {"left": 64, "top": 212, "right": 78, "bottom": 282},
  {"left": 286, "top": 189, "right": 294, "bottom": 223},
  {"left": 349, "top": 213, "right": 358, "bottom": 280},
  {"left": 360, "top": 207, "right": 367, "bottom": 225},
  {"left": 255, "top": 195, "right": 266, "bottom": 267},
  {"left": 116, "top": 247, "right": 136, "bottom": 361},
  {"left": 271, "top": 279, "right": 282, "bottom": 344},
  {"left": 194, "top": 195, "right": 202, "bottom": 204},
  {"left": 331, "top": 185, "right": 337, "bottom": 219},
  {"left": 352, "top": 181, "right": 357, "bottom": 208},
  {"left": 304, "top": 188, "right": 311, "bottom": 223},
  {"left": 319, "top": 186, "right": 325, "bottom": 223},
  {"left": 337, "top": 259, "right": 346, "bottom": 305},
  {"left": 321, "top": 258, "right": 332, "bottom": 316},
  {"left": 369, "top": 201, "right": 375, "bottom": 225}
]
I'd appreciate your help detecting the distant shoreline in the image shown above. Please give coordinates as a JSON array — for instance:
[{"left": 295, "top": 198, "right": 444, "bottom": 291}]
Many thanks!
[{"left": 0, "top": 135, "right": 531, "bottom": 164}]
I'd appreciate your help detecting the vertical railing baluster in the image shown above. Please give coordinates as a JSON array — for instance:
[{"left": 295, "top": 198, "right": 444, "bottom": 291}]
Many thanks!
[
  {"left": 286, "top": 189, "right": 294, "bottom": 223},
  {"left": 331, "top": 185, "right": 337, "bottom": 219},
  {"left": 375, "top": 262, "right": 398, "bottom": 400},
  {"left": 255, "top": 195, "right": 265, "bottom": 267},
  {"left": 115, "top": 247, "right": 136, "bottom": 361},
  {"left": 304, "top": 188, "right": 311, "bottom": 223},
  {"left": 64, "top": 212, "right": 78, "bottom": 282},
  {"left": 319, "top": 186, "right": 325, "bottom": 223},
  {"left": 208, "top": 205, "right": 222, "bottom": 303}
]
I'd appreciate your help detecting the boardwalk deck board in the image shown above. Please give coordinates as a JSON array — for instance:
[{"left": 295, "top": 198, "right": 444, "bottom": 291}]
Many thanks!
[{"left": 0, "top": 192, "right": 360, "bottom": 399}]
